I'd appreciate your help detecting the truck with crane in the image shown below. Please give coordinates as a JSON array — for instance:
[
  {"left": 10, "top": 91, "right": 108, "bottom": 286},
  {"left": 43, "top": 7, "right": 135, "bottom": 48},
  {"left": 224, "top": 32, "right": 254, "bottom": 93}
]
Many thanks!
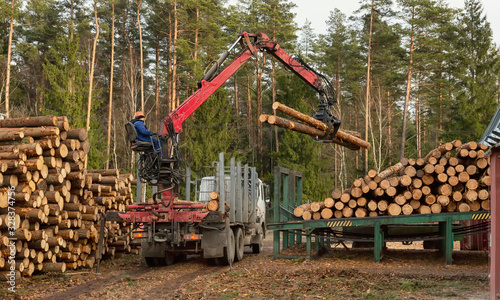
[{"left": 108, "top": 32, "right": 341, "bottom": 267}]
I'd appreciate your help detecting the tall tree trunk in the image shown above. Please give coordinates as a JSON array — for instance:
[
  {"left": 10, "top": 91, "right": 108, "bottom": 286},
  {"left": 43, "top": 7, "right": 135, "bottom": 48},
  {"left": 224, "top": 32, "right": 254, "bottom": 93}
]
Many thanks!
[
  {"left": 401, "top": 10, "right": 415, "bottom": 161},
  {"left": 124, "top": 2, "right": 135, "bottom": 118},
  {"left": 113, "top": 118, "right": 118, "bottom": 170},
  {"left": 85, "top": 0, "right": 99, "bottom": 169},
  {"left": 106, "top": 1, "right": 115, "bottom": 169},
  {"left": 136, "top": 0, "right": 144, "bottom": 112},
  {"left": 121, "top": 59, "right": 126, "bottom": 112},
  {"left": 416, "top": 75, "right": 421, "bottom": 158},
  {"left": 194, "top": 8, "right": 199, "bottom": 62},
  {"left": 271, "top": 20, "right": 279, "bottom": 153},
  {"left": 247, "top": 74, "right": 252, "bottom": 149},
  {"left": 155, "top": 42, "right": 160, "bottom": 133},
  {"left": 68, "top": 0, "right": 75, "bottom": 99},
  {"left": 354, "top": 101, "right": 359, "bottom": 170},
  {"left": 439, "top": 58, "right": 443, "bottom": 131},
  {"left": 167, "top": 9, "right": 172, "bottom": 114},
  {"left": 335, "top": 57, "right": 342, "bottom": 189},
  {"left": 234, "top": 76, "right": 238, "bottom": 114},
  {"left": 172, "top": 0, "right": 178, "bottom": 109},
  {"left": 70, "top": 0, "right": 74, "bottom": 40},
  {"left": 364, "top": 0, "right": 374, "bottom": 174},
  {"left": 256, "top": 54, "right": 264, "bottom": 169},
  {"left": 387, "top": 91, "right": 392, "bottom": 164},
  {"left": 272, "top": 61, "right": 278, "bottom": 152},
  {"left": 5, "top": 0, "right": 15, "bottom": 118}
]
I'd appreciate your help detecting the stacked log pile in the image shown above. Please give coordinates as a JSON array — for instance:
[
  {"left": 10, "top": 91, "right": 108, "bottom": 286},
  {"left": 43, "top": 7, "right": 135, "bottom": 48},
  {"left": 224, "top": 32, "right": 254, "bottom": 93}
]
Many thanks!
[
  {"left": 0, "top": 116, "right": 136, "bottom": 278},
  {"left": 87, "top": 169, "right": 138, "bottom": 259},
  {"left": 294, "top": 140, "right": 491, "bottom": 220}
]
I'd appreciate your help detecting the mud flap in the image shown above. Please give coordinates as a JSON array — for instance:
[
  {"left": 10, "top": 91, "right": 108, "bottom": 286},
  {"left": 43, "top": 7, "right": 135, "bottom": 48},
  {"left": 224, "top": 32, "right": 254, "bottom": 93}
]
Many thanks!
[
  {"left": 201, "top": 229, "right": 226, "bottom": 258},
  {"left": 200, "top": 219, "right": 234, "bottom": 267},
  {"left": 250, "top": 223, "right": 264, "bottom": 244}
]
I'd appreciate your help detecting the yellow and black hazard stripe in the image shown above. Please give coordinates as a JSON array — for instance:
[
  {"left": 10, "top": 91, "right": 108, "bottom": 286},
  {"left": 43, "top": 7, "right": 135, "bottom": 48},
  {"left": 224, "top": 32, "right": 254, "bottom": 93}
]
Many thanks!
[
  {"left": 327, "top": 220, "right": 352, "bottom": 228},
  {"left": 472, "top": 212, "right": 490, "bottom": 220}
]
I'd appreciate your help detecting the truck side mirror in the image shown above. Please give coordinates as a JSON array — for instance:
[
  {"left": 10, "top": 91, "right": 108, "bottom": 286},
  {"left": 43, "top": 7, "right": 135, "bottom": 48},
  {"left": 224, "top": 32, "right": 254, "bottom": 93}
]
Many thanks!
[{"left": 264, "top": 184, "right": 271, "bottom": 204}]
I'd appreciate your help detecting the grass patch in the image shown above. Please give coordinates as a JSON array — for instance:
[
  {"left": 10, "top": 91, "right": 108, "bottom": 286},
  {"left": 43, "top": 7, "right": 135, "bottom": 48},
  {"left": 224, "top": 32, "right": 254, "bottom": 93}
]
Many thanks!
[
  {"left": 400, "top": 280, "right": 432, "bottom": 292},
  {"left": 221, "top": 291, "right": 239, "bottom": 299},
  {"left": 227, "top": 271, "right": 248, "bottom": 278}
]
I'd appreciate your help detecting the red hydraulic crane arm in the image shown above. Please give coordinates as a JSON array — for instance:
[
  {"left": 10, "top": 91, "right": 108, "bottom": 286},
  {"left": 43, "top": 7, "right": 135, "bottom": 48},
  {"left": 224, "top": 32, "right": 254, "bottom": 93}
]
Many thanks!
[
  {"left": 253, "top": 33, "right": 325, "bottom": 94},
  {"left": 161, "top": 45, "right": 254, "bottom": 135},
  {"left": 161, "top": 32, "right": 329, "bottom": 136}
]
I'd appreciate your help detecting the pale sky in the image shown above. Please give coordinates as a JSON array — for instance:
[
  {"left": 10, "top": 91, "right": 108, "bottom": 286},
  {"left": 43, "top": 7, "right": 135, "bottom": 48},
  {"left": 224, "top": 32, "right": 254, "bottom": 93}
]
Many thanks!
[{"left": 292, "top": 0, "right": 500, "bottom": 45}]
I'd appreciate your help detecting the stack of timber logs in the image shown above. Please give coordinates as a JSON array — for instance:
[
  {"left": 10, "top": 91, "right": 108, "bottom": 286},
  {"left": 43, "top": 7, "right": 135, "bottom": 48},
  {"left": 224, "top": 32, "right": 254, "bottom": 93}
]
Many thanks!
[
  {"left": 0, "top": 116, "right": 137, "bottom": 279},
  {"left": 259, "top": 102, "right": 371, "bottom": 150},
  {"left": 206, "top": 191, "right": 230, "bottom": 212},
  {"left": 87, "top": 169, "right": 139, "bottom": 258},
  {"left": 294, "top": 140, "right": 491, "bottom": 220}
]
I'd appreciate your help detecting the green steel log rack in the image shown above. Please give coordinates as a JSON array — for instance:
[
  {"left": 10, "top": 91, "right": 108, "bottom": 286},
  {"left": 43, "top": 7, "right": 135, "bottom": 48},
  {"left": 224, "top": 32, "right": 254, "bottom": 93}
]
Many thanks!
[{"left": 269, "top": 166, "right": 491, "bottom": 265}]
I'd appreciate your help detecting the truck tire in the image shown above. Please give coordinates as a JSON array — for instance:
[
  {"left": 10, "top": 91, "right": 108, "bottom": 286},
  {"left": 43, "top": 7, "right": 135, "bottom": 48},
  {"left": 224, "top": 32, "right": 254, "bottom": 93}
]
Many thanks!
[
  {"left": 145, "top": 257, "right": 157, "bottom": 267},
  {"left": 233, "top": 227, "right": 244, "bottom": 262},
  {"left": 165, "top": 252, "right": 175, "bottom": 265}
]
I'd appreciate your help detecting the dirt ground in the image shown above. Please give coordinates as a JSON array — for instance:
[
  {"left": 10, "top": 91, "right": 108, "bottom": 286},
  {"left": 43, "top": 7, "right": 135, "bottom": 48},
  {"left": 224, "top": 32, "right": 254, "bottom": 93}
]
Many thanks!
[{"left": 2, "top": 233, "right": 490, "bottom": 300}]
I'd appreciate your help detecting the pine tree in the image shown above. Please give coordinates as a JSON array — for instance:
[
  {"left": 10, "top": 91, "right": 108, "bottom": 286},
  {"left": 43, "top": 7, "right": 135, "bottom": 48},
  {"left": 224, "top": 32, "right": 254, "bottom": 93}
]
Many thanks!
[
  {"left": 447, "top": 0, "right": 500, "bottom": 141},
  {"left": 317, "top": 8, "right": 363, "bottom": 189},
  {"left": 299, "top": 19, "right": 316, "bottom": 60},
  {"left": 42, "top": 36, "right": 88, "bottom": 127},
  {"left": 181, "top": 89, "right": 238, "bottom": 171},
  {"left": 397, "top": 0, "right": 452, "bottom": 158}
]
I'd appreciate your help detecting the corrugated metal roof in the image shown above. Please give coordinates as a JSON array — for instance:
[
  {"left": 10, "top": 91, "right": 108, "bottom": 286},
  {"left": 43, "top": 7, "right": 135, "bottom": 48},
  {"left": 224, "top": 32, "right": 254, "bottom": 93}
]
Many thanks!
[{"left": 479, "top": 104, "right": 500, "bottom": 148}]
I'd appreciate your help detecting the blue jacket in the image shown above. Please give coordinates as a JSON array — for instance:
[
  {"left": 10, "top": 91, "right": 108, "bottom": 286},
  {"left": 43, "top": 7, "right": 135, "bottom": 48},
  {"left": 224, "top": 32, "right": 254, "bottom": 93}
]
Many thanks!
[{"left": 133, "top": 120, "right": 153, "bottom": 142}]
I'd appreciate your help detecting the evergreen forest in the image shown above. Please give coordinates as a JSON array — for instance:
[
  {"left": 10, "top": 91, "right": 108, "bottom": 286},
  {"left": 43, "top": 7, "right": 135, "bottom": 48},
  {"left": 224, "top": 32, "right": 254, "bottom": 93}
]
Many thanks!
[{"left": 1, "top": 0, "right": 499, "bottom": 201}]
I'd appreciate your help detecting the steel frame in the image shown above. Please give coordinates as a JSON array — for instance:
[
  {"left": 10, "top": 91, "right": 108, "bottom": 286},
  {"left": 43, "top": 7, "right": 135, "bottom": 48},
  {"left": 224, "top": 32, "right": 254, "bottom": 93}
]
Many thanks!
[
  {"left": 491, "top": 146, "right": 499, "bottom": 299},
  {"left": 268, "top": 199, "right": 493, "bottom": 265},
  {"left": 272, "top": 166, "right": 303, "bottom": 258}
]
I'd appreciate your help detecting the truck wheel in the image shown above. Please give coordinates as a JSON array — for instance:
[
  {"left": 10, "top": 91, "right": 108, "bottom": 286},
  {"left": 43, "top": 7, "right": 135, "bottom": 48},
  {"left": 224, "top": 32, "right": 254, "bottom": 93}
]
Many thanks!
[
  {"left": 145, "top": 257, "right": 156, "bottom": 267},
  {"left": 233, "top": 227, "right": 244, "bottom": 262},
  {"left": 165, "top": 252, "right": 175, "bottom": 265}
]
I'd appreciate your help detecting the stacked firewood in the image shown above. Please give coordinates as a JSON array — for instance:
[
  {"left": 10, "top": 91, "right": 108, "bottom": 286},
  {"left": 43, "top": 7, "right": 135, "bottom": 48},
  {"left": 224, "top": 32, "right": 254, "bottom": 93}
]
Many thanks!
[
  {"left": 294, "top": 140, "right": 491, "bottom": 220},
  {"left": 0, "top": 116, "right": 136, "bottom": 278},
  {"left": 87, "top": 169, "right": 137, "bottom": 259}
]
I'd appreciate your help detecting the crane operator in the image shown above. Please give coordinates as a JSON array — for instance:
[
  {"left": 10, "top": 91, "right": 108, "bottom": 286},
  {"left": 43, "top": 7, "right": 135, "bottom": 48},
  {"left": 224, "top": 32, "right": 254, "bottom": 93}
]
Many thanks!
[{"left": 131, "top": 111, "right": 161, "bottom": 151}]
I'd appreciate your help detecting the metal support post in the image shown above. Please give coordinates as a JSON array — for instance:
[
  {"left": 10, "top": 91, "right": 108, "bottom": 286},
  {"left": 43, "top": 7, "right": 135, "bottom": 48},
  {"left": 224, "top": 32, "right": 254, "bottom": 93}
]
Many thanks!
[
  {"left": 444, "top": 218, "right": 454, "bottom": 265},
  {"left": 306, "top": 232, "right": 312, "bottom": 260},
  {"left": 491, "top": 146, "right": 500, "bottom": 300},
  {"left": 185, "top": 167, "right": 191, "bottom": 201},
  {"left": 282, "top": 172, "right": 289, "bottom": 250},
  {"left": 295, "top": 175, "right": 303, "bottom": 245},
  {"left": 374, "top": 222, "right": 384, "bottom": 262},
  {"left": 273, "top": 168, "right": 281, "bottom": 258},
  {"left": 288, "top": 174, "right": 295, "bottom": 247},
  {"left": 136, "top": 154, "right": 142, "bottom": 203}
]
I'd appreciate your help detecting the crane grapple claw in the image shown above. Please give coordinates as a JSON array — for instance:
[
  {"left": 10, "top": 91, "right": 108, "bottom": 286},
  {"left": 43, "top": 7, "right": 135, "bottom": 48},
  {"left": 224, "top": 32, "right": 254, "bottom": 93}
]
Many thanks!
[{"left": 313, "top": 104, "right": 341, "bottom": 140}]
